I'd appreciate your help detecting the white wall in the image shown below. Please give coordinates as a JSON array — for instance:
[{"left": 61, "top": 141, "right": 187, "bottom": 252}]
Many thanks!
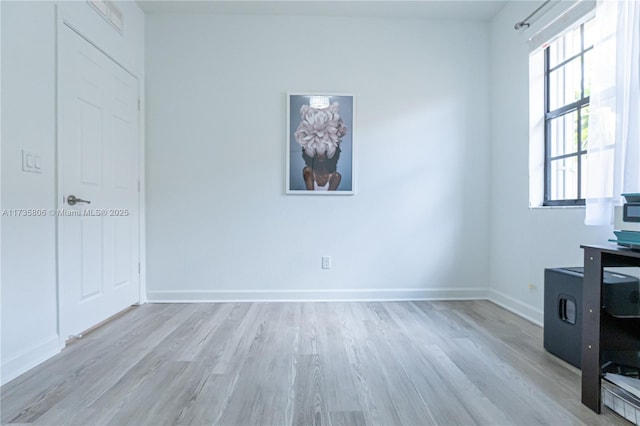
[
  {"left": 145, "top": 14, "right": 492, "bottom": 301},
  {"left": 1, "top": 0, "right": 59, "bottom": 386},
  {"left": 0, "top": 0, "right": 145, "bottom": 386},
  {"left": 488, "top": 1, "right": 613, "bottom": 324}
]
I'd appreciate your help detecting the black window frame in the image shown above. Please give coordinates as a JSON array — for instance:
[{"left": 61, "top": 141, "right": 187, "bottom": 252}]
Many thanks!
[{"left": 543, "top": 22, "right": 593, "bottom": 206}]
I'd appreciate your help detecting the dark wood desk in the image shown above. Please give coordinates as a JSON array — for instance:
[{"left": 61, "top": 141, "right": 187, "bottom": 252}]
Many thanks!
[{"left": 581, "top": 244, "right": 640, "bottom": 413}]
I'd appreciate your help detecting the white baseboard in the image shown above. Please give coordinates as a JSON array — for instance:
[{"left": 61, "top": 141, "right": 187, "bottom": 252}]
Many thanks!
[
  {"left": 487, "top": 289, "right": 544, "bottom": 326},
  {"left": 147, "top": 287, "right": 490, "bottom": 303},
  {"left": 1, "top": 335, "right": 62, "bottom": 386}
]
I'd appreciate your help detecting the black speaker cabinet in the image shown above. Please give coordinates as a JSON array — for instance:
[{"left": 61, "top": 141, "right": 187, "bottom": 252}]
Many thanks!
[
  {"left": 544, "top": 267, "right": 640, "bottom": 368},
  {"left": 544, "top": 268, "right": 584, "bottom": 368}
]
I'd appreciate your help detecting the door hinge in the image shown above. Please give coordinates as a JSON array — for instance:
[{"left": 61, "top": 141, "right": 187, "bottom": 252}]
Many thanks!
[
  {"left": 138, "top": 98, "right": 140, "bottom": 111},
  {"left": 138, "top": 180, "right": 140, "bottom": 192},
  {"left": 138, "top": 262, "right": 141, "bottom": 274}
]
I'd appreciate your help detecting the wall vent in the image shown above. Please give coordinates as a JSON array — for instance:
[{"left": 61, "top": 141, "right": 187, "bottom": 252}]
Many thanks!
[{"left": 88, "top": 0, "right": 124, "bottom": 34}]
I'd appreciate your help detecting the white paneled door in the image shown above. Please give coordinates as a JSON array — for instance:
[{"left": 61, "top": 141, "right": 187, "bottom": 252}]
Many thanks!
[{"left": 58, "top": 24, "right": 140, "bottom": 340}]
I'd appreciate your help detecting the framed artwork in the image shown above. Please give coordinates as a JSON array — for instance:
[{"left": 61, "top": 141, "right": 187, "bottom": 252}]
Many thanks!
[{"left": 286, "top": 93, "right": 355, "bottom": 195}]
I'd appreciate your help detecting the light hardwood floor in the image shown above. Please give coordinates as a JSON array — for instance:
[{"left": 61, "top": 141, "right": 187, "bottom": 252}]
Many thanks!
[{"left": 0, "top": 301, "right": 630, "bottom": 425}]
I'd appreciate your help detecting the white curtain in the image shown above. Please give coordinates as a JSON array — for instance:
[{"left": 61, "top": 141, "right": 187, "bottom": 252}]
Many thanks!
[{"left": 585, "top": 0, "right": 640, "bottom": 225}]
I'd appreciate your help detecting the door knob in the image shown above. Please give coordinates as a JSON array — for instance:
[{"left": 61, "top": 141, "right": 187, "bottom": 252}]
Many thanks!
[{"left": 67, "top": 195, "right": 91, "bottom": 206}]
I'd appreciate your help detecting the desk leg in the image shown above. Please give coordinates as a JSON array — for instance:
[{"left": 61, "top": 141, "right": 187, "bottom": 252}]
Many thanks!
[{"left": 582, "top": 247, "right": 602, "bottom": 413}]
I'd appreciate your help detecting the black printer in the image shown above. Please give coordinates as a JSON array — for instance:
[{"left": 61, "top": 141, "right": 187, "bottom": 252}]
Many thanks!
[{"left": 603, "top": 271, "right": 640, "bottom": 318}]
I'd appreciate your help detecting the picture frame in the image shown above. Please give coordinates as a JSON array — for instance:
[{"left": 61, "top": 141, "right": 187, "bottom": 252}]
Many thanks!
[{"left": 286, "top": 93, "right": 355, "bottom": 195}]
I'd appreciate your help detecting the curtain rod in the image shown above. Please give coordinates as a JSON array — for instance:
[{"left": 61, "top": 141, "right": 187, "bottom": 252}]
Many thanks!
[{"left": 514, "top": 0, "right": 552, "bottom": 30}]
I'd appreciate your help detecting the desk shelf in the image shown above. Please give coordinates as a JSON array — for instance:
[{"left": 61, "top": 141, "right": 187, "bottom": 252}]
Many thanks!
[{"left": 581, "top": 244, "right": 640, "bottom": 414}]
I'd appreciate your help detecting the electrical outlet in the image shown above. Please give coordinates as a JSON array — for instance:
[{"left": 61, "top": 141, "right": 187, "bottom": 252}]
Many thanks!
[{"left": 322, "top": 256, "right": 331, "bottom": 269}]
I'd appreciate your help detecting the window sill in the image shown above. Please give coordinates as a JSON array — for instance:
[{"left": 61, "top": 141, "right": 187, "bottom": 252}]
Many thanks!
[{"left": 529, "top": 205, "right": 585, "bottom": 210}]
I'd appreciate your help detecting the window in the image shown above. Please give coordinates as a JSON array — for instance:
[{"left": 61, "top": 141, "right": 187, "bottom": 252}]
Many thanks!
[{"left": 543, "top": 19, "right": 594, "bottom": 206}]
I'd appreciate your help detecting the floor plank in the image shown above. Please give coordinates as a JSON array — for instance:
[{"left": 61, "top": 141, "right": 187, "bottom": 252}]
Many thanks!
[{"left": 0, "top": 301, "right": 631, "bottom": 425}]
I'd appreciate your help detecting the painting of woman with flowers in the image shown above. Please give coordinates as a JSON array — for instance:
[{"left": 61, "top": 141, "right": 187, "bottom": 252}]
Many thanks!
[{"left": 287, "top": 94, "right": 354, "bottom": 194}]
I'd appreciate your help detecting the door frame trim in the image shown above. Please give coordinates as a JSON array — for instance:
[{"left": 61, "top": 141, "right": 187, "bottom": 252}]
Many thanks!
[{"left": 55, "top": 9, "right": 145, "bottom": 346}]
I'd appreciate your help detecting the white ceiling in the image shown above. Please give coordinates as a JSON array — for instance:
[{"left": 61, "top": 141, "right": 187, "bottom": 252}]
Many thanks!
[{"left": 136, "top": 0, "right": 508, "bottom": 21}]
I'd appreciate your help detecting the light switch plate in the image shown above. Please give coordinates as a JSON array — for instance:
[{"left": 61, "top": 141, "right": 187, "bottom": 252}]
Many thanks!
[
  {"left": 322, "top": 256, "right": 331, "bottom": 269},
  {"left": 22, "top": 150, "right": 42, "bottom": 174}
]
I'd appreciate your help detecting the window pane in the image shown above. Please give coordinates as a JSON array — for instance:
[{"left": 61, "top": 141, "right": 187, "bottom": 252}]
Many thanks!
[
  {"left": 549, "top": 25, "right": 582, "bottom": 68},
  {"left": 584, "top": 19, "right": 596, "bottom": 49},
  {"left": 549, "top": 111, "right": 578, "bottom": 157},
  {"left": 584, "top": 50, "right": 593, "bottom": 97},
  {"left": 549, "top": 156, "right": 579, "bottom": 200},
  {"left": 581, "top": 105, "right": 589, "bottom": 151},
  {"left": 580, "top": 153, "right": 588, "bottom": 199},
  {"left": 549, "top": 58, "right": 582, "bottom": 110}
]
